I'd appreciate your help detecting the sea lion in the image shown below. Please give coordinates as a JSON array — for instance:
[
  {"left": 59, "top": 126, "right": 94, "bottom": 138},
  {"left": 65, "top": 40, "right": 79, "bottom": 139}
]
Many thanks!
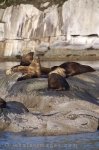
[
  {"left": 48, "top": 67, "right": 70, "bottom": 90},
  {"left": 16, "top": 52, "right": 34, "bottom": 66},
  {"left": 6, "top": 55, "right": 51, "bottom": 79},
  {"left": 9, "top": 52, "right": 34, "bottom": 71},
  {"left": 17, "top": 58, "right": 41, "bottom": 81},
  {"left": 40, "top": 67, "right": 51, "bottom": 76},
  {"left": 6, "top": 57, "right": 41, "bottom": 81},
  {"left": 6, "top": 52, "right": 34, "bottom": 75},
  {"left": 48, "top": 62, "right": 95, "bottom": 90},
  {"left": 51, "top": 62, "right": 95, "bottom": 77},
  {"left": 6, "top": 58, "right": 40, "bottom": 75}
]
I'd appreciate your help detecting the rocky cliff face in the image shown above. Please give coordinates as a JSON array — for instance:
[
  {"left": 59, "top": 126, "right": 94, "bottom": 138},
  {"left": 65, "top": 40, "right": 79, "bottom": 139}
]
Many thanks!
[{"left": 0, "top": 0, "right": 99, "bottom": 56}]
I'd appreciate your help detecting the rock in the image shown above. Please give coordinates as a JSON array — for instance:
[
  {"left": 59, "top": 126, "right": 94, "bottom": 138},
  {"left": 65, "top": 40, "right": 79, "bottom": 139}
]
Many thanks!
[
  {"left": 0, "top": 1, "right": 99, "bottom": 57},
  {"left": 0, "top": 23, "right": 4, "bottom": 41},
  {"left": 0, "top": 69, "right": 98, "bottom": 135},
  {"left": 0, "top": 100, "right": 29, "bottom": 115},
  {"left": 0, "top": 107, "right": 98, "bottom": 134},
  {"left": 6, "top": 101, "right": 29, "bottom": 114},
  {"left": 0, "top": 99, "right": 29, "bottom": 131},
  {"left": 0, "top": 97, "right": 6, "bottom": 108},
  {"left": 68, "top": 0, "right": 99, "bottom": 36}
]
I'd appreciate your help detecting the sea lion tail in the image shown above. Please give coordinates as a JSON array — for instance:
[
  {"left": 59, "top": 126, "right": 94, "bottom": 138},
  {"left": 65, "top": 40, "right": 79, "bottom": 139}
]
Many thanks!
[{"left": 80, "top": 65, "right": 95, "bottom": 73}]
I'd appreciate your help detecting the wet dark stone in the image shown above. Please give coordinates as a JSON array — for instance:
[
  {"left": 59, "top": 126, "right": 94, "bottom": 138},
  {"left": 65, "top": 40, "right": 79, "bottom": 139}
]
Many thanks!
[{"left": 0, "top": 101, "right": 29, "bottom": 115}]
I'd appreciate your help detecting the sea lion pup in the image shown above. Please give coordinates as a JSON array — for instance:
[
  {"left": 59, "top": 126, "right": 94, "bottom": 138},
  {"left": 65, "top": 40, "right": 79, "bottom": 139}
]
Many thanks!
[
  {"left": 48, "top": 67, "right": 70, "bottom": 90},
  {"left": 51, "top": 62, "right": 95, "bottom": 77}
]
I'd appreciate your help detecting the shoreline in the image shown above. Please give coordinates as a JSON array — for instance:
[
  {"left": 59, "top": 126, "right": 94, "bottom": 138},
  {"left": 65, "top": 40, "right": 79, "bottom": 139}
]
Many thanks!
[
  {"left": 0, "top": 49, "right": 99, "bottom": 62},
  {"left": 0, "top": 56, "right": 99, "bottom": 62}
]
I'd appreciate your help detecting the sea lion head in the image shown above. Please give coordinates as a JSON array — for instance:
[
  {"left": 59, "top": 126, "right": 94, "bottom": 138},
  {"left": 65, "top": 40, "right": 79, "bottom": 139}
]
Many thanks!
[
  {"left": 49, "top": 67, "right": 66, "bottom": 78},
  {"left": 20, "top": 52, "right": 34, "bottom": 66}
]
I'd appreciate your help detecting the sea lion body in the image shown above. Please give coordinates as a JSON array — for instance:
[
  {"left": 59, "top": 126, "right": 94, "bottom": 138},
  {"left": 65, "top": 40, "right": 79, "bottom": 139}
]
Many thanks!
[
  {"left": 16, "top": 52, "right": 34, "bottom": 66},
  {"left": 48, "top": 62, "right": 95, "bottom": 90},
  {"left": 17, "top": 58, "right": 41, "bottom": 81},
  {"left": 48, "top": 67, "right": 70, "bottom": 90},
  {"left": 51, "top": 62, "right": 95, "bottom": 77},
  {"left": 41, "top": 67, "right": 51, "bottom": 76},
  {"left": 60, "top": 62, "right": 95, "bottom": 77},
  {"left": 6, "top": 58, "right": 41, "bottom": 81}
]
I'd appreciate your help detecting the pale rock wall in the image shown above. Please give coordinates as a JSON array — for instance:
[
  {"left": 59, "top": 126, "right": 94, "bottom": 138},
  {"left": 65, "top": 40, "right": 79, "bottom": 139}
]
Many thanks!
[{"left": 0, "top": 0, "right": 99, "bottom": 56}]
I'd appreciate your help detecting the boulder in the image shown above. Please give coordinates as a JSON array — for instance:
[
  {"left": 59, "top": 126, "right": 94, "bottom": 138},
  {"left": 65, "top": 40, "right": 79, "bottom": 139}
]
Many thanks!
[{"left": 0, "top": 69, "right": 98, "bottom": 135}]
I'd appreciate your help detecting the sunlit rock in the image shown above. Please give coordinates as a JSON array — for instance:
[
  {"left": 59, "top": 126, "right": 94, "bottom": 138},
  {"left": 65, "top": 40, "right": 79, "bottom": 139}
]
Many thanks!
[
  {"left": 4, "top": 40, "right": 22, "bottom": 56},
  {"left": 0, "top": 23, "right": 4, "bottom": 41},
  {"left": 0, "top": 0, "right": 99, "bottom": 56},
  {"left": 0, "top": 9, "right": 4, "bottom": 20}
]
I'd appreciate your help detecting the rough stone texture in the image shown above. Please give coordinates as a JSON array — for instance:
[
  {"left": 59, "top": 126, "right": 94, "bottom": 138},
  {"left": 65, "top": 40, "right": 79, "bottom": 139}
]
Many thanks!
[
  {"left": 68, "top": 0, "right": 99, "bottom": 36},
  {"left": 0, "top": 0, "right": 99, "bottom": 56},
  {"left": 0, "top": 23, "right": 4, "bottom": 41},
  {"left": 0, "top": 65, "right": 98, "bottom": 135}
]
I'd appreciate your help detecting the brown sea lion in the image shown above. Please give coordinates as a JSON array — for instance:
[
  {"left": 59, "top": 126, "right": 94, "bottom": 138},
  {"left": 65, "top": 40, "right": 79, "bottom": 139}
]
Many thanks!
[
  {"left": 48, "top": 67, "right": 70, "bottom": 90},
  {"left": 41, "top": 67, "right": 51, "bottom": 77},
  {"left": 16, "top": 52, "right": 34, "bottom": 66},
  {"left": 6, "top": 52, "right": 34, "bottom": 76},
  {"left": 51, "top": 62, "right": 95, "bottom": 77},
  {"left": 6, "top": 55, "right": 51, "bottom": 78},
  {"left": 6, "top": 58, "right": 41, "bottom": 81},
  {"left": 48, "top": 62, "right": 95, "bottom": 90},
  {"left": 12, "top": 52, "right": 34, "bottom": 70},
  {"left": 17, "top": 58, "right": 41, "bottom": 81}
]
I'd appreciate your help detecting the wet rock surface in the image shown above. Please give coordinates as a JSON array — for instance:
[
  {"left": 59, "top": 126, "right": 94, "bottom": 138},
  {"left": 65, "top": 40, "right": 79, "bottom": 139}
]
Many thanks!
[{"left": 0, "top": 69, "right": 98, "bottom": 135}]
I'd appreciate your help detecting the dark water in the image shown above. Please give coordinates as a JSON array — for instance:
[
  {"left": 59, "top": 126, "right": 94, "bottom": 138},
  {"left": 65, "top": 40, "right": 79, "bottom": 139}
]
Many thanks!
[{"left": 0, "top": 132, "right": 99, "bottom": 150}]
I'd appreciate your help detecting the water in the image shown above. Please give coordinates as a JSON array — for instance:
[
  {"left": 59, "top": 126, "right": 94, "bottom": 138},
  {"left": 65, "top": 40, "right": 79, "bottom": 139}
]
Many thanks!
[
  {"left": 0, "top": 131, "right": 99, "bottom": 150},
  {"left": 0, "top": 61, "right": 99, "bottom": 150}
]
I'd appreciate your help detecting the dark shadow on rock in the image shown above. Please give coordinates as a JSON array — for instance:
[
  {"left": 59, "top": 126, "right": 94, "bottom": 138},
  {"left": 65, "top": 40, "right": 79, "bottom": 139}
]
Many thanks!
[
  {"left": 74, "top": 90, "right": 99, "bottom": 105},
  {"left": 5, "top": 72, "right": 99, "bottom": 107},
  {"left": 6, "top": 101, "right": 29, "bottom": 114},
  {"left": 68, "top": 72, "right": 99, "bottom": 106},
  {"left": 0, "top": 101, "right": 29, "bottom": 115}
]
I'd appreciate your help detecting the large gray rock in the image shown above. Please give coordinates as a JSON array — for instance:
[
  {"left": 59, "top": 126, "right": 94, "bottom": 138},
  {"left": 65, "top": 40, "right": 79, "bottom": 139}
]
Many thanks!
[
  {"left": 68, "top": 0, "right": 99, "bottom": 36},
  {"left": 0, "top": 0, "right": 99, "bottom": 56},
  {"left": 0, "top": 69, "right": 98, "bottom": 135}
]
